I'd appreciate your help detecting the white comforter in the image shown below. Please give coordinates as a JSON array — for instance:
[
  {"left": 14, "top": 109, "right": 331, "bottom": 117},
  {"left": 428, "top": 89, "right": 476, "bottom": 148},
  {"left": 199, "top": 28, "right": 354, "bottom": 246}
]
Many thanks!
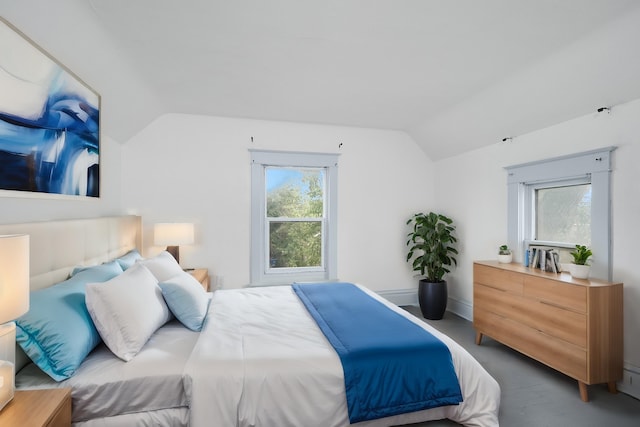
[{"left": 185, "top": 285, "right": 500, "bottom": 427}]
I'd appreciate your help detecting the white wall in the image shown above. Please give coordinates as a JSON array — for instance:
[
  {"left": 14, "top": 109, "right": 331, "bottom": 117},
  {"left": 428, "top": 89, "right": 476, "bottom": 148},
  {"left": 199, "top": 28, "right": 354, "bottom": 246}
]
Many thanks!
[
  {"left": 0, "top": 136, "right": 123, "bottom": 224},
  {"left": 121, "top": 113, "right": 435, "bottom": 293},
  {"left": 0, "top": 1, "right": 164, "bottom": 143},
  {"left": 434, "top": 98, "right": 640, "bottom": 382}
]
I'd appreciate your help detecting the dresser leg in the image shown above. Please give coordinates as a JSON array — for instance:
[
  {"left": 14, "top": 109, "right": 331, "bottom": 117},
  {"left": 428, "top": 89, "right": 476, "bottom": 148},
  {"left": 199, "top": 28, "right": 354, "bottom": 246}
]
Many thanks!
[
  {"left": 607, "top": 381, "right": 618, "bottom": 394},
  {"left": 578, "top": 381, "right": 589, "bottom": 402},
  {"left": 475, "top": 331, "right": 483, "bottom": 345}
]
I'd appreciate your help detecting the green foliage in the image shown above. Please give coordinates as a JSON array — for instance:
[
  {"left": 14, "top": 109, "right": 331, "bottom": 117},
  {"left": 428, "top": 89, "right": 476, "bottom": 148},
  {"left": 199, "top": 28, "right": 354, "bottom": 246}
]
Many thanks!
[
  {"left": 499, "top": 244, "right": 511, "bottom": 255},
  {"left": 267, "top": 170, "right": 323, "bottom": 268},
  {"left": 570, "top": 244, "right": 592, "bottom": 265},
  {"left": 406, "top": 212, "right": 458, "bottom": 282}
]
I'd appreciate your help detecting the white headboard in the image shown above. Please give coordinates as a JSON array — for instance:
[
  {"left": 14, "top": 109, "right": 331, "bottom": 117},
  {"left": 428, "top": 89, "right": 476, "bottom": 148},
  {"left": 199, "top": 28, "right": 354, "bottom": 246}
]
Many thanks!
[{"left": 0, "top": 215, "right": 142, "bottom": 291}]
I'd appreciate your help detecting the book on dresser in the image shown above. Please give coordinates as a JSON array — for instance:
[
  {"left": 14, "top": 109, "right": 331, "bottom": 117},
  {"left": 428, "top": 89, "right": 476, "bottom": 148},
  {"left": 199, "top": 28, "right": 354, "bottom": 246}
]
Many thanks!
[
  {"left": 473, "top": 260, "right": 623, "bottom": 402},
  {"left": 528, "top": 247, "right": 562, "bottom": 273}
]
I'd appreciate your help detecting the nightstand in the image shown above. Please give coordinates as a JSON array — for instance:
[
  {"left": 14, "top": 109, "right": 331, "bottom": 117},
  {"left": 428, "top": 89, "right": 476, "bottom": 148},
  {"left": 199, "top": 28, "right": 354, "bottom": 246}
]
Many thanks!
[
  {"left": 188, "top": 268, "right": 210, "bottom": 291},
  {"left": 0, "top": 388, "right": 71, "bottom": 427}
]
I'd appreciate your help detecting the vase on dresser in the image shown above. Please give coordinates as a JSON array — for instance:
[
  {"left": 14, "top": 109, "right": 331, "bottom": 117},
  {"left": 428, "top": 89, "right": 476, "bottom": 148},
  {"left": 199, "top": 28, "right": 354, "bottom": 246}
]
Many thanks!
[
  {"left": 569, "top": 264, "right": 590, "bottom": 279},
  {"left": 497, "top": 254, "right": 512, "bottom": 264}
]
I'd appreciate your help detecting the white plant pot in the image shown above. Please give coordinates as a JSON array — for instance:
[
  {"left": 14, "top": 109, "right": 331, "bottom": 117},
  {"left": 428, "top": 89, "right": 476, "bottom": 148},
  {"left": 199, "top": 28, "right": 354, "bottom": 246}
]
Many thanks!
[
  {"left": 498, "top": 254, "right": 513, "bottom": 264},
  {"left": 570, "top": 264, "right": 590, "bottom": 279}
]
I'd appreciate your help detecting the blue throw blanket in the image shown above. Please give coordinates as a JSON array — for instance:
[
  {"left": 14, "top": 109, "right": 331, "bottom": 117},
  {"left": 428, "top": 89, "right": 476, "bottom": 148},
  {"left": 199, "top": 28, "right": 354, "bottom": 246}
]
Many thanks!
[{"left": 292, "top": 282, "right": 463, "bottom": 423}]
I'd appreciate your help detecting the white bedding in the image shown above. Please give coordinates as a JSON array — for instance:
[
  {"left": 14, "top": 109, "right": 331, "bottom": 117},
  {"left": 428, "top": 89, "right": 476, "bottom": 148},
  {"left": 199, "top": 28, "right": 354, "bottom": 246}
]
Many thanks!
[
  {"left": 17, "top": 285, "right": 499, "bottom": 426},
  {"left": 185, "top": 285, "right": 500, "bottom": 427},
  {"left": 16, "top": 321, "right": 199, "bottom": 424}
]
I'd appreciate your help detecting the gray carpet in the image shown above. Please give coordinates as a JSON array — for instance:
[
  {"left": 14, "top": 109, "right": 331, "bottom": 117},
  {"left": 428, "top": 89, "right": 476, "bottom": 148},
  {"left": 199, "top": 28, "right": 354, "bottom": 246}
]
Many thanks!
[{"left": 400, "top": 306, "right": 640, "bottom": 427}]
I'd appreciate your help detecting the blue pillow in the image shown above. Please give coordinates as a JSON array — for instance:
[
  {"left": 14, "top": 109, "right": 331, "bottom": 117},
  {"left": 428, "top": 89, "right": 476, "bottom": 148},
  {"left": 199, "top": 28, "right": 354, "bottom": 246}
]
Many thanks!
[
  {"left": 115, "top": 249, "right": 143, "bottom": 270},
  {"left": 15, "top": 260, "right": 124, "bottom": 381},
  {"left": 159, "top": 272, "right": 210, "bottom": 331},
  {"left": 70, "top": 263, "right": 99, "bottom": 276}
]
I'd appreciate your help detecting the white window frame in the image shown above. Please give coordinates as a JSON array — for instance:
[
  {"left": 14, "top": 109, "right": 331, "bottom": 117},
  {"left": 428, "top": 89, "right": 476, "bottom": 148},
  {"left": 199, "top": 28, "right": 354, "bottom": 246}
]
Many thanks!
[
  {"left": 506, "top": 147, "right": 615, "bottom": 280},
  {"left": 250, "top": 149, "right": 339, "bottom": 286}
]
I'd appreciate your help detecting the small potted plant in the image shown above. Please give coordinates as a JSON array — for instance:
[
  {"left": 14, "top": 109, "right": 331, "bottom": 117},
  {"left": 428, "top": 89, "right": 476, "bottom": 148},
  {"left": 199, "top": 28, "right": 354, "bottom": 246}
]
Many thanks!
[
  {"left": 498, "top": 244, "right": 512, "bottom": 264},
  {"left": 569, "top": 244, "right": 592, "bottom": 279},
  {"left": 406, "top": 212, "right": 458, "bottom": 320}
]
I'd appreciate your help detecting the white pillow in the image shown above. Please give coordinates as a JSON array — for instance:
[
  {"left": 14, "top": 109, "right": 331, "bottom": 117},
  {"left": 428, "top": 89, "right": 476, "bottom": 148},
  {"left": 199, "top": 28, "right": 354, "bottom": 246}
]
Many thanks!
[
  {"left": 159, "top": 272, "right": 210, "bottom": 331},
  {"left": 137, "top": 251, "right": 184, "bottom": 282},
  {"left": 85, "top": 264, "right": 171, "bottom": 361}
]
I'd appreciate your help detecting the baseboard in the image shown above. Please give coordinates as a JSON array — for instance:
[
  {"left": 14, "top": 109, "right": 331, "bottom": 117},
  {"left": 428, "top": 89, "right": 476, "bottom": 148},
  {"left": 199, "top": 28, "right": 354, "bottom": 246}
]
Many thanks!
[
  {"left": 376, "top": 288, "right": 418, "bottom": 306},
  {"left": 446, "top": 296, "right": 473, "bottom": 321},
  {"left": 619, "top": 363, "right": 640, "bottom": 400},
  {"left": 374, "top": 289, "right": 474, "bottom": 322}
]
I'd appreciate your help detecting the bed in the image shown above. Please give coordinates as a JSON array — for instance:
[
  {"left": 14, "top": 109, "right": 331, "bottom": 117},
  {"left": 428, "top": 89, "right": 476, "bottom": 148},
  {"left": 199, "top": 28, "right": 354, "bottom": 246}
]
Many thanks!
[{"left": 7, "top": 216, "right": 500, "bottom": 426}]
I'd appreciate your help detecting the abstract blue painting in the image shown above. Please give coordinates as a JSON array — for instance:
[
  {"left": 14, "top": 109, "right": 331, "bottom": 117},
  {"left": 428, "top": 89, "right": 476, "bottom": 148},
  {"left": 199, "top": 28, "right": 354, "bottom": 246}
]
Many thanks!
[{"left": 0, "top": 18, "right": 100, "bottom": 198}]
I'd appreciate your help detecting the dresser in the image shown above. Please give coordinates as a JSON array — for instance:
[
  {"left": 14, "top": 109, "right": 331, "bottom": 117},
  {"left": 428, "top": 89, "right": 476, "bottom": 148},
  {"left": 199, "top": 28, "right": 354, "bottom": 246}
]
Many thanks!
[{"left": 473, "top": 261, "right": 623, "bottom": 401}]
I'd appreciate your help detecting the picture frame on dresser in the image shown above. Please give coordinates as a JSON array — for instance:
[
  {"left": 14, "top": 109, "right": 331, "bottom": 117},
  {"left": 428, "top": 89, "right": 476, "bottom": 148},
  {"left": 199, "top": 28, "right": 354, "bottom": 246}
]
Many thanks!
[{"left": 0, "top": 17, "right": 100, "bottom": 199}]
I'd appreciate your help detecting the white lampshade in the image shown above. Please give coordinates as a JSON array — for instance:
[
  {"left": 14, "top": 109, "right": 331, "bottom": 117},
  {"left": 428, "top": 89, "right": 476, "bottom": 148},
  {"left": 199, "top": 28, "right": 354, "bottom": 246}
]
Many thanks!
[
  {"left": 154, "top": 223, "right": 195, "bottom": 246},
  {"left": 0, "top": 235, "right": 30, "bottom": 324},
  {"left": 0, "top": 234, "right": 29, "bottom": 412}
]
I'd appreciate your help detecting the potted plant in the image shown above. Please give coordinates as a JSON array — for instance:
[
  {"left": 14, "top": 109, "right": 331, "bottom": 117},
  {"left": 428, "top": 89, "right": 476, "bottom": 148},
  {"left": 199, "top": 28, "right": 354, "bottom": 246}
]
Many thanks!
[
  {"left": 498, "top": 244, "right": 512, "bottom": 263},
  {"left": 406, "top": 212, "right": 458, "bottom": 320},
  {"left": 569, "top": 244, "right": 592, "bottom": 279}
]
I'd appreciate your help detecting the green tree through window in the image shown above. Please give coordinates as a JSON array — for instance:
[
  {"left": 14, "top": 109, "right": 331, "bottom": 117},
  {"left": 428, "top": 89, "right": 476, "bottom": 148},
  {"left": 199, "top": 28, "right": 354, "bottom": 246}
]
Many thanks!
[{"left": 266, "top": 168, "right": 324, "bottom": 269}]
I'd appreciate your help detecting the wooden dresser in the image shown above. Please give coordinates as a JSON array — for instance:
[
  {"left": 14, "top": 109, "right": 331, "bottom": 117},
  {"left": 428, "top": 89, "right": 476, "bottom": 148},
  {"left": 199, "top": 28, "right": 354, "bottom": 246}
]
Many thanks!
[{"left": 473, "top": 261, "right": 623, "bottom": 401}]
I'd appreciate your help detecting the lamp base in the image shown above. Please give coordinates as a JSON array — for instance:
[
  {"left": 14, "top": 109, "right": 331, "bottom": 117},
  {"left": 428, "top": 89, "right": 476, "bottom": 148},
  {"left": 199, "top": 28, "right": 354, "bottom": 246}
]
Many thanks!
[
  {"left": 0, "top": 322, "right": 16, "bottom": 412},
  {"left": 166, "top": 246, "right": 180, "bottom": 264}
]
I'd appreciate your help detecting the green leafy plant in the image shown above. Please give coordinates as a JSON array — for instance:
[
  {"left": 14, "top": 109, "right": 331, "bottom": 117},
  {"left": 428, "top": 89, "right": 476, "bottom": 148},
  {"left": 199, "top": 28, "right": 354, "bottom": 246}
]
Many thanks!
[
  {"left": 406, "top": 212, "right": 458, "bottom": 282},
  {"left": 570, "top": 244, "right": 592, "bottom": 265},
  {"left": 499, "top": 244, "right": 511, "bottom": 255}
]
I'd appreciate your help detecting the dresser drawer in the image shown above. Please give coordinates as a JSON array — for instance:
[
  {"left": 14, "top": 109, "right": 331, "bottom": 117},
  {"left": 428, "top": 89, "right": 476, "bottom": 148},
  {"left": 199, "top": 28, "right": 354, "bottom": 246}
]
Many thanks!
[
  {"left": 524, "top": 276, "right": 587, "bottom": 313},
  {"left": 474, "top": 283, "right": 587, "bottom": 348},
  {"left": 474, "top": 264, "right": 524, "bottom": 294},
  {"left": 474, "top": 307, "right": 587, "bottom": 381}
]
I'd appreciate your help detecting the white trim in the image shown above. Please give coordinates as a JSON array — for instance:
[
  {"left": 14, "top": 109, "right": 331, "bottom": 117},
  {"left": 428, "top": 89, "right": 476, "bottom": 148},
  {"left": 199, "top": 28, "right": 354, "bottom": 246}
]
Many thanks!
[
  {"left": 250, "top": 150, "right": 339, "bottom": 286},
  {"left": 374, "top": 290, "right": 473, "bottom": 322},
  {"left": 506, "top": 146, "right": 615, "bottom": 281},
  {"left": 446, "top": 296, "right": 473, "bottom": 321},
  {"left": 376, "top": 289, "right": 419, "bottom": 306},
  {"left": 619, "top": 363, "right": 640, "bottom": 400}
]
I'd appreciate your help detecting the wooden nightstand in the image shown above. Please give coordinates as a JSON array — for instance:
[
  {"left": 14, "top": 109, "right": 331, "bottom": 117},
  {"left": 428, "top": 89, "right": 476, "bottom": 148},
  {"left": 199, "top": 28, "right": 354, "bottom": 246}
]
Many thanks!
[
  {"left": 188, "top": 268, "right": 210, "bottom": 291},
  {"left": 0, "top": 388, "right": 71, "bottom": 427}
]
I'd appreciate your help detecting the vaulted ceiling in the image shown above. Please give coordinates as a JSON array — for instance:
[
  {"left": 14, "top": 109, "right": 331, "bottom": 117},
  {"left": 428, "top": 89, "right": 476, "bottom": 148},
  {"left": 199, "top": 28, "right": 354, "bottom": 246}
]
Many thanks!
[{"left": 3, "top": 0, "right": 640, "bottom": 160}]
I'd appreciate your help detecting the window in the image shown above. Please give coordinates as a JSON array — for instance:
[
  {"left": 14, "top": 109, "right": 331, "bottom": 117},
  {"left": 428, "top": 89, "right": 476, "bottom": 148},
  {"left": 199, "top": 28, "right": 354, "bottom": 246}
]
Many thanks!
[
  {"left": 506, "top": 147, "right": 615, "bottom": 280},
  {"left": 525, "top": 179, "right": 592, "bottom": 264},
  {"left": 535, "top": 183, "right": 591, "bottom": 245},
  {"left": 250, "top": 150, "right": 338, "bottom": 285}
]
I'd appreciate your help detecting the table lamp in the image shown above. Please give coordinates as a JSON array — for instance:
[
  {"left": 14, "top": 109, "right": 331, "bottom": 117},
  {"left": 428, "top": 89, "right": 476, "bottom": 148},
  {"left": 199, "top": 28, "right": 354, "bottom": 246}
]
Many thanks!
[
  {"left": 0, "top": 234, "right": 29, "bottom": 411},
  {"left": 154, "top": 223, "right": 194, "bottom": 264}
]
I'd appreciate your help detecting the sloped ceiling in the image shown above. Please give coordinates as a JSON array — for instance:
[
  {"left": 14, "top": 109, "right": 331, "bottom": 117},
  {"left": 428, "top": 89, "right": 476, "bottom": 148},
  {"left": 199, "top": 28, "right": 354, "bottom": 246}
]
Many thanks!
[{"left": 3, "top": 0, "right": 640, "bottom": 160}]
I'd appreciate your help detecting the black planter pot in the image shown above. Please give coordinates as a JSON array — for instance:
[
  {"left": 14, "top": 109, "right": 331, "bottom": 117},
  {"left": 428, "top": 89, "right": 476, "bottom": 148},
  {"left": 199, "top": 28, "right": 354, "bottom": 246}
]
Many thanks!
[{"left": 418, "top": 279, "right": 448, "bottom": 320}]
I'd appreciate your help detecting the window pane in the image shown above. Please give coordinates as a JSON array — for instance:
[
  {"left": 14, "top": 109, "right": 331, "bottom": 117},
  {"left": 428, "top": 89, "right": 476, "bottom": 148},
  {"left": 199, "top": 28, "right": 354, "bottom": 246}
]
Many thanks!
[
  {"left": 266, "top": 168, "right": 324, "bottom": 218},
  {"left": 269, "top": 221, "right": 322, "bottom": 268},
  {"left": 536, "top": 184, "right": 591, "bottom": 245}
]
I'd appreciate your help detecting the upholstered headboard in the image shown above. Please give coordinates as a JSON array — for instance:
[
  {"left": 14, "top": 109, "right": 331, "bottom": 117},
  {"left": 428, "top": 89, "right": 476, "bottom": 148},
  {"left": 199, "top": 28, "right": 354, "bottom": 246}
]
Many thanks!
[
  {"left": 0, "top": 215, "right": 142, "bottom": 292},
  {"left": 1, "top": 216, "right": 142, "bottom": 372}
]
